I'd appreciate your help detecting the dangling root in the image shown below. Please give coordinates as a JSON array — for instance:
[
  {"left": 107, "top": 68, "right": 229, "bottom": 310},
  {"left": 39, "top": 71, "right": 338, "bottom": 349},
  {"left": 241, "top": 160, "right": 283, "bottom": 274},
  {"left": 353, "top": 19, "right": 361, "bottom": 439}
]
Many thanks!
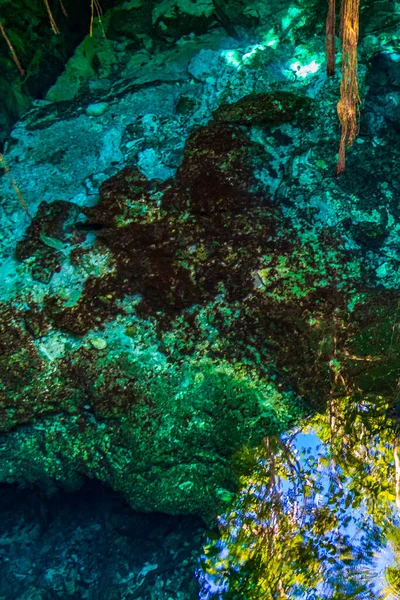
[
  {"left": 0, "top": 21, "right": 25, "bottom": 77},
  {"left": 326, "top": 0, "right": 336, "bottom": 76},
  {"left": 336, "top": 0, "right": 361, "bottom": 175},
  {"left": 337, "top": 97, "right": 358, "bottom": 174},
  {"left": 90, "top": 0, "right": 106, "bottom": 38},
  {"left": 59, "top": 0, "right": 68, "bottom": 17},
  {"left": 43, "top": 0, "right": 60, "bottom": 34},
  {"left": 0, "top": 153, "right": 31, "bottom": 217}
]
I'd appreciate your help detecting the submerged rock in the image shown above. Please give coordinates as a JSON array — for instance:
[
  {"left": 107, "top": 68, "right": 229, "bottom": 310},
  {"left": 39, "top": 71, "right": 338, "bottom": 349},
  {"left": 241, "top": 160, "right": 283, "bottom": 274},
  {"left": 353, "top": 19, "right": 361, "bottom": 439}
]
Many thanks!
[
  {"left": 2, "top": 108, "right": 400, "bottom": 524},
  {"left": 2, "top": 0, "right": 400, "bottom": 529},
  {"left": 0, "top": 481, "right": 205, "bottom": 600},
  {"left": 152, "top": 0, "right": 216, "bottom": 39},
  {"left": 213, "top": 91, "right": 314, "bottom": 125}
]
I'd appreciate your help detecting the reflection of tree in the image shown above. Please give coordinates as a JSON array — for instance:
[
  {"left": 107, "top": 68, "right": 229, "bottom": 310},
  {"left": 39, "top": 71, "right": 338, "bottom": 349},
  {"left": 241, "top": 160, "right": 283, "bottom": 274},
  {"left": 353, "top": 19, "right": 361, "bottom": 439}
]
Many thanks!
[
  {"left": 202, "top": 395, "right": 400, "bottom": 599},
  {"left": 381, "top": 526, "right": 400, "bottom": 599},
  {"left": 312, "top": 395, "right": 398, "bottom": 527}
]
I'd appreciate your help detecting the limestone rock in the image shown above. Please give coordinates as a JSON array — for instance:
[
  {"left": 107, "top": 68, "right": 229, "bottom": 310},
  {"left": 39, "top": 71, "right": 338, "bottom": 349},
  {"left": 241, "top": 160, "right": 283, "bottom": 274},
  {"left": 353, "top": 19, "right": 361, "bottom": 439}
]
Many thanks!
[
  {"left": 2, "top": 110, "right": 400, "bottom": 523},
  {"left": 152, "top": 0, "right": 216, "bottom": 39}
]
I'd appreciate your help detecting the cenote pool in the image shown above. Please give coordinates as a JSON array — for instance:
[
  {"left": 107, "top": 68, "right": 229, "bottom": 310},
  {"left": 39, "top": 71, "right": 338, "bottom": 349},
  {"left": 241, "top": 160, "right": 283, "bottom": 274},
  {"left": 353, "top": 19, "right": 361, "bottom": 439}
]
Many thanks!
[{"left": 1, "top": 0, "right": 400, "bottom": 598}]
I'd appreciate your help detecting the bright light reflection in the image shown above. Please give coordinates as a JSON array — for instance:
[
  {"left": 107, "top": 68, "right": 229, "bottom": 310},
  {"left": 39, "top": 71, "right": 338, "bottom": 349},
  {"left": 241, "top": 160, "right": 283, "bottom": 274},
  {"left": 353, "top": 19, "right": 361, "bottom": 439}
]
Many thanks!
[
  {"left": 261, "top": 28, "right": 279, "bottom": 48},
  {"left": 242, "top": 44, "right": 266, "bottom": 63},
  {"left": 221, "top": 50, "right": 241, "bottom": 68},
  {"left": 290, "top": 59, "right": 320, "bottom": 78}
]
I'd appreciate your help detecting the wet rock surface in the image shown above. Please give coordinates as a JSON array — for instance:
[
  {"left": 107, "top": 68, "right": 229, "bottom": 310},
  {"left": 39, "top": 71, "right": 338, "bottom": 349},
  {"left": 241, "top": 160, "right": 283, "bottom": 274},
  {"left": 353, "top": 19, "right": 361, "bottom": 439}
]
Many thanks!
[
  {"left": 2, "top": 101, "right": 400, "bottom": 525},
  {"left": 1, "top": 0, "right": 400, "bottom": 553}
]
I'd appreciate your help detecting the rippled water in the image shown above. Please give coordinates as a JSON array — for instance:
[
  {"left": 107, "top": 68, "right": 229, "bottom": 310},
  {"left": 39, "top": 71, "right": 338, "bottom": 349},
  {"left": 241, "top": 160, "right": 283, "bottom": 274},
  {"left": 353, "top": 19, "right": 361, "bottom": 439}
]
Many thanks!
[{"left": 200, "top": 395, "right": 400, "bottom": 599}]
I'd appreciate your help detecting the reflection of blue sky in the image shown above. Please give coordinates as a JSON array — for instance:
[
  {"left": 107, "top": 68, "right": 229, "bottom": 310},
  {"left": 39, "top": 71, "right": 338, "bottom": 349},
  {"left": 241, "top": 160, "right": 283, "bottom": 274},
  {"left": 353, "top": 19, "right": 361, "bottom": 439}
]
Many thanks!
[
  {"left": 295, "top": 428, "right": 400, "bottom": 597},
  {"left": 199, "top": 421, "right": 400, "bottom": 599},
  {"left": 285, "top": 428, "right": 398, "bottom": 598}
]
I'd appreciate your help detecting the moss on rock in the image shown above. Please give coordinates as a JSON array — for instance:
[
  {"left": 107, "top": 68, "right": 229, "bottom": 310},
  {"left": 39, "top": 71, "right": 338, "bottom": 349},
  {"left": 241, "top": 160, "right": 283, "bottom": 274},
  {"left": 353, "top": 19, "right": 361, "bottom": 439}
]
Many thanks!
[
  {"left": 3, "top": 114, "right": 400, "bottom": 523},
  {"left": 212, "top": 91, "right": 314, "bottom": 126}
]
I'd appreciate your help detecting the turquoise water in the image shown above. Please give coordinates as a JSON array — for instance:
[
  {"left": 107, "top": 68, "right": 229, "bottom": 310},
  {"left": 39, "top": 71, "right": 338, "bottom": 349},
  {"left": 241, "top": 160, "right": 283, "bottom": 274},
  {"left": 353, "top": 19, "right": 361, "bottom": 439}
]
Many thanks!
[{"left": 2, "top": 1, "right": 400, "bottom": 598}]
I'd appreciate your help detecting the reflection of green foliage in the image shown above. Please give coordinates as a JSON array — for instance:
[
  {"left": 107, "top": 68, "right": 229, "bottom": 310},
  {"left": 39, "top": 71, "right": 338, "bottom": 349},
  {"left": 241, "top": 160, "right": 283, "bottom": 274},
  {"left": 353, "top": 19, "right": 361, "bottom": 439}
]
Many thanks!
[
  {"left": 203, "top": 394, "right": 400, "bottom": 599},
  {"left": 382, "top": 526, "right": 400, "bottom": 599},
  {"left": 310, "top": 395, "right": 398, "bottom": 527},
  {"left": 385, "top": 566, "right": 400, "bottom": 598}
]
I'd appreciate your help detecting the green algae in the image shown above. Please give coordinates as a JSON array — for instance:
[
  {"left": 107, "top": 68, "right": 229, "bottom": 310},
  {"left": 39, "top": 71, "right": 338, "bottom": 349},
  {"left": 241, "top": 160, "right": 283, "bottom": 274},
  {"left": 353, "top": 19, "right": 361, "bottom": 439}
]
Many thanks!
[
  {"left": 2, "top": 102, "right": 400, "bottom": 525},
  {"left": 213, "top": 91, "right": 314, "bottom": 126},
  {"left": 0, "top": 334, "right": 301, "bottom": 521}
]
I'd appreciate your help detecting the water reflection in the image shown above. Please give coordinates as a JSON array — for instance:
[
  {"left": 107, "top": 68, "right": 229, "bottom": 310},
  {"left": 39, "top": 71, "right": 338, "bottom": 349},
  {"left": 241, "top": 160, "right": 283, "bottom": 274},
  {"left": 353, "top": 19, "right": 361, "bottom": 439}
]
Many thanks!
[{"left": 201, "top": 395, "right": 400, "bottom": 599}]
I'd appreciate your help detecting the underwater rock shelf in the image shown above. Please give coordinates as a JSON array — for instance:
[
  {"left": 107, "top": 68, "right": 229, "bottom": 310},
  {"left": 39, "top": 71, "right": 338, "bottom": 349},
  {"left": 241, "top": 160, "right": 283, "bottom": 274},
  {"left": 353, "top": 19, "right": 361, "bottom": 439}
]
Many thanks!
[{"left": 1, "top": 101, "right": 400, "bottom": 522}]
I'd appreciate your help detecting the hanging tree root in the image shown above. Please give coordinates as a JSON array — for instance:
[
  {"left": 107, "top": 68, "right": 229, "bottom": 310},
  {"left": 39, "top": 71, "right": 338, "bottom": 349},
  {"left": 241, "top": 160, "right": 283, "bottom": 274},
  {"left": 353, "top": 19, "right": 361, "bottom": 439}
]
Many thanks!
[
  {"left": 43, "top": 0, "right": 60, "bottom": 34},
  {"left": 0, "top": 153, "right": 31, "bottom": 218},
  {"left": 326, "top": 0, "right": 336, "bottom": 76},
  {"left": 0, "top": 21, "right": 24, "bottom": 77},
  {"left": 336, "top": 0, "right": 361, "bottom": 174},
  {"left": 90, "top": 0, "right": 105, "bottom": 37}
]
